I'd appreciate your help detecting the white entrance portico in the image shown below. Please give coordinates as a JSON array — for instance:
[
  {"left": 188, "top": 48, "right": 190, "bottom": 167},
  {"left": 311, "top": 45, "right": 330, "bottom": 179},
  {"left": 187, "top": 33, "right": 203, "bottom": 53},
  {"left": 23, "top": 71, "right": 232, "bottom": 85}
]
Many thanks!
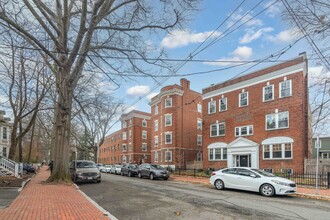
[{"left": 227, "top": 137, "right": 259, "bottom": 168}]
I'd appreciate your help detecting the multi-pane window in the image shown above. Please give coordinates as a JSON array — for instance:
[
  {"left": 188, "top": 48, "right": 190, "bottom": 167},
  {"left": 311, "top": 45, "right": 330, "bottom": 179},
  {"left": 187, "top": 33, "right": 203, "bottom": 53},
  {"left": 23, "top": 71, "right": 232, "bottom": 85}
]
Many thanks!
[
  {"left": 129, "top": 130, "right": 132, "bottom": 139},
  {"left": 239, "top": 92, "right": 248, "bottom": 107},
  {"left": 2, "top": 127, "right": 7, "bottom": 140},
  {"left": 154, "top": 120, "right": 158, "bottom": 131},
  {"left": 142, "top": 143, "right": 147, "bottom": 152},
  {"left": 155, "top": 151, "right": 159, "bottom": 162},
  {"left": 208, "top": 100, "right": 216, "bottom": 114},
  {"left": 219, "top": 98, "right": 227, "bottom": 111},
  {"left": 122, "top": 144, "right": 127, "bottom": 152},
  {"left": 263, "top": 143, "right": 292, "bottom": 159},
  {"left": 155, "top": 105, "right": 158, "bottom": 115},
  {"left": 165, "top": 151, "right": 172, "bottom": 162},
  {"left": 235, "top": 125, "right": 253, "bottom": 137},
  {"left": 154, "top": 136, "right": 159, "bottom": 147},
  {"left": 197, "top": 151, "right": 202, "bottom": 161},
  {"left": 266, "top": 111, "right": 289, "bottom": 130},
  {"left": 165, "top": 114, "right": 172, "bottom": 126},
  {"left": 122, "top": 132, "right": 127, "bottom": 140},
  {"left": 263, "top": 85, "right": 274, "bottom": 102},
  {"left": 321, "top": 152, "right": 330, "bottom": 159},
  {"left": 197, "top": 104, "right": 202, "bottom": 113},
  {"left": 280, "top": 80, "right": 292, "bottom": 98},
  {"left": 197, "top": 135, "right": 202, "bottom": 146},
  {"left": 122, "top": 121, "right": 127, "bottom": 128},
  {"left": 142, "top": 120, "right": 147, "bottom": 127},
  {"left": 142, "top": 131, "right": 147, "bottom": 139},
  {"left": 209, "top": 147, "right": 227, "bottom": 161},
  {"left": 165, "top": 133, "right": 172, "bottom": 144},
  {"left": 197, "top": 119, "right": 202, "bottom": 130},
  {"left": 3, "top": 147, "right": 7, "bottom": 157},
  {"left": 129, "top": 119, "right": 132, "bottom": 126},
  {"left": 122, "top": 155, "right": 127, "bottom": 163},
  {"left": 129, "top": 143, "right": 132, "bottom": 151},
  {"left": 165, "top": 97, "right": 172, "bottom": 108},
  {"left": 210, "top": 122, "right": 225, "bottom": 137}
]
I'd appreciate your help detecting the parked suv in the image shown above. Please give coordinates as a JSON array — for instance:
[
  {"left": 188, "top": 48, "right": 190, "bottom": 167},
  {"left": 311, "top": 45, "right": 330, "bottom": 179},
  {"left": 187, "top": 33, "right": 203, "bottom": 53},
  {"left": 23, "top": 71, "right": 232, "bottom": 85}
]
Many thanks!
[
  {"left": 111, "top": 164, "right": 122, "bottom": 175},
  {"left": 121, "top": 163, "right": 138, "bottom": 177},
  {"left": 138, "top": 164, "right": 169, "bottom": 180},
  {"left": 69, "top": 160, "right": 101, "bottom": 183}
]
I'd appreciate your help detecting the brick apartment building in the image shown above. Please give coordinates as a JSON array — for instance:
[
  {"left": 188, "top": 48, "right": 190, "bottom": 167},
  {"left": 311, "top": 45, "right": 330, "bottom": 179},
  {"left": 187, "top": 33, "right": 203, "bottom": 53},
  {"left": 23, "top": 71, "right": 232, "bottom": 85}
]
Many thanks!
[
  {"left": 149, "top": 78, "right": 203, "bottom": 169},
  {"left": 99, "top": 110, "right": 151, "bottom": 164},
  {"left": 202, "top": 53, "right": 311, "bottom": 173}
]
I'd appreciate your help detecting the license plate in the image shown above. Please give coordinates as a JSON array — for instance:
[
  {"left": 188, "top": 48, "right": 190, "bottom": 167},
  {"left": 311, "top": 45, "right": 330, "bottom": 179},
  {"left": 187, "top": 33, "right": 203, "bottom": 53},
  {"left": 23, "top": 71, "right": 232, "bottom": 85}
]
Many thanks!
[{"left": 88, "top": 177, "right": 92, "bottom": 180}]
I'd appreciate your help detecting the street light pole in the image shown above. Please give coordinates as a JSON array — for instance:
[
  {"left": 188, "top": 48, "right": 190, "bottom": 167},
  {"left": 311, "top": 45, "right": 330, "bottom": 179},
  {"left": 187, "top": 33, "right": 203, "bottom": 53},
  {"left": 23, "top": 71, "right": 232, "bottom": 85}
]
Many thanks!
[{"left": 315, "top": 136, "right": 320, "bottom": 195}]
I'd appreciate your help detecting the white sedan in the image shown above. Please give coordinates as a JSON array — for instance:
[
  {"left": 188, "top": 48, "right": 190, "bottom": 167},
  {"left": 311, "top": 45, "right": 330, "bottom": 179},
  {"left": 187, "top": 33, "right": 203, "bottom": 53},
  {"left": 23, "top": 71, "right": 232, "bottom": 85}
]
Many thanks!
[{"left": 210, "top": 167, "right": 296, "bottom": 197}]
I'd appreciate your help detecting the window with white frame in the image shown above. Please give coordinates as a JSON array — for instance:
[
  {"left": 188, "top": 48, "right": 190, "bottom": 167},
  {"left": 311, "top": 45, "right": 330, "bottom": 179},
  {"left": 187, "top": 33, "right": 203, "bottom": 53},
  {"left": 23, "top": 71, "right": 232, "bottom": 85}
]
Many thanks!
[
  {"left": 208, "top": 100, "right": 216, "bottom": 114},
  {"left": 129, "top": 119, "right": 132, "bottom": 126},
  {"left": 263, "top": 143, "right": 292, "bottom": 159},
  {"left": 142, "top": 143, "right": 147, "bottom": 152},
  {"left": 154, "top": 120, "right": 158, "bottom": 131},
  {"left": 197, "top": 119, "right": 202, "bottom": 130},
  {"left": 154, "top": 151, "right": 159, "bottom": 162},
  {"left": 142, "top": 120, "right": 147, "bottom": 127},
  {"left": 219, "top": 98, "right": 227, "bottom": 111},
  {"left": 122, "top": 132, "right": 127, "bottom": 140},
  {"left": 210, "top": 122, "right": 225, "bottom": 137},
  {"left": 165, "top": 133, "right": 172, "bottom": 144},
  {"left": 321, "top": 152, "right": 330, "bottom": 159},
  {"left": 2, "top": 127, "right": 7, "bottom": 140},
  {"left": 197, "top": 135, "right": 202, "bottom": 146},
  {"left": 165, "top": 114, "right": 172, "bottom": 126},
  {"left": 235, "top": 125, "right": 253, "bottom": 137},
  {"left": 197, "top": 151, "right": 202, "bottom": 161},
  {"left": 155, "top": 105, "right": 159, "bottom": 115},
  {"left": 129, "top": 143, "right": 132, "bottom": 151},
  {"left": 165, "top": 151, "right": 172, "bottom": 162},
  {"left": 266, "top": 111, "right": 289, "bottom": 130},
  {"left": 129, "top": 154, "right": 132, "bottom": 162},
  {"left": 129, "top": 130, "right": 132, "bottom": 139},
  {"left": 142, "top": 131, "right": 147, "bottom": 139},
  {"left": 154, "top": 136, "right": 159, "bottom": 147},
  {"left": 197, "top": 104, "right": 202, "bottom": 113},
  {"left": 165, "top": 97, "right": 172, "bottom": 108},
  {"left": 122, "top": 155, "right": 127, "bottom": 163},
  {"left": 3, "top": 147, "right": 7, "bottom": 157},
  {"left": 208, "top": 147, "right": 227, "bottom": 161},
  {"left": 122, "top": 121, "right": 127, "bottom": 128},
  {"left": 280, "top": 80, "right": 292, "bottom": 98},
  {"left": 239, "top": 92, "right": 248, "bottom": 107},
  {"left": 122, "top": 144, "right": 127, "bottom": 152},
  {"left": 263, "top": 84, "right": 274, "bottom": 102}
]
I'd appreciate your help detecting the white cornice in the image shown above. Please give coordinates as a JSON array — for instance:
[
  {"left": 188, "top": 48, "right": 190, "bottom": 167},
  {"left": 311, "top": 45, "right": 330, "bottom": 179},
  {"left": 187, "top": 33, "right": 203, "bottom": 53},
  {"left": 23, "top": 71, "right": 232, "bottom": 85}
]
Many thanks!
[
  {"left": 149, "top": 88, "right": 184, "bottom": 106},
  {"left": 120, "top": 113, "right": 151, "bottom": 121}
]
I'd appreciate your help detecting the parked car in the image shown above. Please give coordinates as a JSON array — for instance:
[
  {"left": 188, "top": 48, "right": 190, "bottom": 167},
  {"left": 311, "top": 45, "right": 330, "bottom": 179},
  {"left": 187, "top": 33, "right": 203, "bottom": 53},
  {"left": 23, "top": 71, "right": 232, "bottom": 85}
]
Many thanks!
[
  {"left": 121, "top": 163, "right": 138, "bottom": 177},
  {"left": 23, "top": 163, "right": 36, "bottom": 174},
  {"left": 110, "top": 164, "right": 122, "bottom": 175},
  {"left": 138, "top": 164, "right": 169, "bottom": 180},
  {"left": 69, "top": 160, "right": 101, "bottom": 183},
  {"left": 210, "top": 167, "right": 296, "bottom": 197},
  {"left": 103, "top": 165, "right": 112, "bottom": 173}
]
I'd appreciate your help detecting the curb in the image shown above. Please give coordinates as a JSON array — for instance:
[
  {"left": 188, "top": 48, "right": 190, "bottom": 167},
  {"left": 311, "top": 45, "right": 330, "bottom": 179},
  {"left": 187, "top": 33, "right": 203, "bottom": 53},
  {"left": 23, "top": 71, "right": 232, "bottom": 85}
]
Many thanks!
[
  {"left": 74, "top": 184, "right": 118, "bottom": 220},
  {"left": 18, "top": 178, "right": 31, "bottom": 192}
]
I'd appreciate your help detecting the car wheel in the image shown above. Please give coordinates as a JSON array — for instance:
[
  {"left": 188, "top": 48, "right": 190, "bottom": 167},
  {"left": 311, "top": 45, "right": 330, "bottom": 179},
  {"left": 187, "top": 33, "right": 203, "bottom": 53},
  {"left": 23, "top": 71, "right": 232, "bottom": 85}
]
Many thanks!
[
  {"left": 150, "top": 173, "right": 154, "bottom": 180},
  {"left": 128, "top": 171, "right": 132, "bottom": 177},
  {"left": 260, "top": 184, "right": 275, "bottom": 197},
  {"left": 115, "top": 171, "right": 117, "bottom": 175},
  {"left": 214, "top": 179, "right": 224, "bottom": 190},
  {"left": 97, "top": 180, "right": 101, "bottom": 183},
  {"left": 164, "top": 177, "right": 168, "bottom": 180},
  {"left": 138, "top": 172, "right": 142, "bottom": 178}
]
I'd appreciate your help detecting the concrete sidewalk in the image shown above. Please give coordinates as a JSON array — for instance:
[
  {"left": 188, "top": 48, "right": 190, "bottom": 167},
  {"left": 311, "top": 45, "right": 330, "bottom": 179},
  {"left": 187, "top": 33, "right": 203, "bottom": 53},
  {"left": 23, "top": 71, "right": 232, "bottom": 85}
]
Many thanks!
[
  {"left": 170, "top": 175, "right": 330, "bottom": 200},
  {"left": 0, "top": 166, "right": 111, "bottom": 220}
]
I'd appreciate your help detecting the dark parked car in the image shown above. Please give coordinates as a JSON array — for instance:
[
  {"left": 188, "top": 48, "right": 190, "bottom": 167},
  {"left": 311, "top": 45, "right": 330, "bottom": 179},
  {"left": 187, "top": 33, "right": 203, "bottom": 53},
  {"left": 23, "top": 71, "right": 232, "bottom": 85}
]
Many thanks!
[
  {"left": 138, "top": 164, "right": 169, "bottom": 180},
  {"left": 69, "top": 160, "right": 101, "bottom": 183},
  {"left": 121, "top": 163, "right": 138, "bottom": 177},
  {"left": 23, "top": 163, "right": 36, "bottom": 174}
]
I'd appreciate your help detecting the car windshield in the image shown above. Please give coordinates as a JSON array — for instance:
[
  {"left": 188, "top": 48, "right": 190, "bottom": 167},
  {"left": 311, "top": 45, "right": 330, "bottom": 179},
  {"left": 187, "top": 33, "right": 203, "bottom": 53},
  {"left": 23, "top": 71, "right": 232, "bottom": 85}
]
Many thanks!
[
  {"left": 76, "top": 161, "right": 96, "bottom": 168},
  {"left": 251, "top": 169, "right": 275, "bottom": 177},
  {"left": 151, "top": 164, "right": 163, "bottom": 169},
  {"left": 130, "top": 164, "right": 137, "bottom": 168},
  {"left": 116, "top": 165, "right": 122, "bottom": 168}
]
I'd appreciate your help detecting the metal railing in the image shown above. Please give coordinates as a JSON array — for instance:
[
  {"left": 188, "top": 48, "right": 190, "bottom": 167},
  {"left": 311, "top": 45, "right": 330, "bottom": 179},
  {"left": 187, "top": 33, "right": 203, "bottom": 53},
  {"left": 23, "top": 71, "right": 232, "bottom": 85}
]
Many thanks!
[{"left": 0, "top": 156, "right": 22, "bottom": 177}]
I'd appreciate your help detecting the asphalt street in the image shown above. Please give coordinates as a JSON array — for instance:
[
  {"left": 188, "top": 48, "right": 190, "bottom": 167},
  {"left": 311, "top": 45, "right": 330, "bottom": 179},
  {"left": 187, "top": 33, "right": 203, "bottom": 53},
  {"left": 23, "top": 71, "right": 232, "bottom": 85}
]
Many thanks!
[
  {"left": 79, "top": 173, "right": 330, "bottom": 220},
  {"left": 0, "top": 188, "right": 19, "bottom": 209}
]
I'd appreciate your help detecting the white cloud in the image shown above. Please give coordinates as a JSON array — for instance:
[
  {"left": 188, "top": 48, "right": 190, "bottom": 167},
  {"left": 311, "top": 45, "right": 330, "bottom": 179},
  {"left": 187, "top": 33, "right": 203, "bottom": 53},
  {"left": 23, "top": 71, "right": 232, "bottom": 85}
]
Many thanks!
[
  {"left": 204, "top": 46, "right": 253, "bottom": 66},
  {"left": 265, "top": 1, "right": 282, "bottom": 18},
  {"left": 227, "top": 9, "right": 263, "bottom": 28},
  {"left": 161, "top": 29, "right": 222, "bottom": 49},
  {"left": 239, "top": 27, "right": 274, "bottom": 44},
  {"left": 126, "top": 85, "right": 150, "bottom": 96},
  {"left": 309, "top": 66, "right": 330, "bottom": 84},
  {"left": 267, "top": 28, "right": 302, "bottom": 43},
  {"left": 147, "top": 92, "right": 159, "bottom": 100}
]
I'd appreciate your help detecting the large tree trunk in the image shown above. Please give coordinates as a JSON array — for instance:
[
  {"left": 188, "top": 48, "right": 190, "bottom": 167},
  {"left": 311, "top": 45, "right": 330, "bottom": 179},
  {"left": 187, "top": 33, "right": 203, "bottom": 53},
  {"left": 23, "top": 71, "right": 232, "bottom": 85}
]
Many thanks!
[
  {"left": 8, "top": 119, "right": 18, "bottom": 160},
  {"left": 18, "top": 120, "right": 23, "bottom": 162},
  {"left": 27, "top": 120, "right": 36, "bottom": 163}
]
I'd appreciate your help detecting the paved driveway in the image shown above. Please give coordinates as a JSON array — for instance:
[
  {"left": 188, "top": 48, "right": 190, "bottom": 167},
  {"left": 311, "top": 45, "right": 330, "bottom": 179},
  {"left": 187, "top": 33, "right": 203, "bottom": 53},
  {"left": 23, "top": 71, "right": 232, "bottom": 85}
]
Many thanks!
[{"left": 79, "top": 173, "right": 330, "bottom": 220}]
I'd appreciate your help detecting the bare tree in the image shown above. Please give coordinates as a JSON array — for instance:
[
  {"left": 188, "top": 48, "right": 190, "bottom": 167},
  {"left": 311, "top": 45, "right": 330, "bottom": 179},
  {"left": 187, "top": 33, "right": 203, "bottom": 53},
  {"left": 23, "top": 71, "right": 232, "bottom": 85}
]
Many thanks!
[{"left": 0, "top": 0, "right": 198, "bottom": 181}]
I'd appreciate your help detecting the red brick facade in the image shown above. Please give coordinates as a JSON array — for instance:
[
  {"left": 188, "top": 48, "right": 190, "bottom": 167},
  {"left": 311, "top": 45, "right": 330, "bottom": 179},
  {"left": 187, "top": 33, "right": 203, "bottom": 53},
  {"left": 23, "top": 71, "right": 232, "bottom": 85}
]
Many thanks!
[
  {"left": 202, "top": 54, "right": 311, "bottom": 172},
  {"left": 99, "top": 130, "right": 122, "bottom": 164},
  {"left": 149, "top": 79, "right": 203, "bottom": 169}
]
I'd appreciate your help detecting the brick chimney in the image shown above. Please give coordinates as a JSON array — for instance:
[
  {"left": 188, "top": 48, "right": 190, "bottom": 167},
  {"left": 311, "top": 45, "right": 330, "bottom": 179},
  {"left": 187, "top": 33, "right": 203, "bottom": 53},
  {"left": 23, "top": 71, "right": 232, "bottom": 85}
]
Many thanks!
[{"left": 180, "top": 78, "right": 190, "bottom": 90}]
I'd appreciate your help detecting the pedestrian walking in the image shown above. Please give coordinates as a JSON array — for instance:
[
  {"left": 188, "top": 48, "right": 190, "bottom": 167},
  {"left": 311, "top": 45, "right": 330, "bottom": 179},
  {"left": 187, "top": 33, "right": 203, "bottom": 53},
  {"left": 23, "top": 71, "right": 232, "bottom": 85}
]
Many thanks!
[{"left": 49, "top": 160, "right": 54, "bottom": 175}]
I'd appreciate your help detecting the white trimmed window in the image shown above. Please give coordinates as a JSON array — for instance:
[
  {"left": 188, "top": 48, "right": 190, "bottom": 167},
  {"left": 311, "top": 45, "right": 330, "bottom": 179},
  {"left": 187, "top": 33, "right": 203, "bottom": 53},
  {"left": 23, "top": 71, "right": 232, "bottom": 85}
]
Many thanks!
[
  {"left": 129, "top": 143, "right": 132, "bottom": 151},
  {"left": 122, "top": 121, "right": 127, "bottom": 128},
  {"left": 165, "top": 114, "right": 172, "bottom": 126},
  {"left": 263, "top": 143, "right": 292, "bottom": 159},
  {"left": 219, "top": 98, "right": 227, "bottom": 111},
  {"left": 197, "top": 135, "right": 202, "bottom": 146},
  {"left": 154, "top": 120, "right": 158, "bottom": 131},
  {"left": 154, "top": 136, "right": 159, "bottom": 147},
  {"left": 266, "top": 111, "right": 289, "bottom": 130},
  {"left": 142, "top": 131, "right": 147, "bottom": 139},
  {"left": 129, "top": 130, "right": 132, "bottom": 139},
  {"left": 122, "top": 155, "right": 127, "bottom": 163},
  {"left": 165, "top": 133, "right": 172, "bottom": 144},
  {"left": 197, "top": 104, "right": 202, "bottom": 113},
  {"left": 235, "top": 125, "right": 253, "bottom": 137},
  {"left": 279, "top": 80, "right": 292, "bottom": 98},
  {"left": 155, "top": 151, "right": 159, "bottom": 162},
  {"left": 210, "top": 122, "right": 225, "bottom": 137},
  {"left": 122, "top": 132, "right": 127, "bottom": 140},
  {"left": 122, "top": 144, "right": 127, "bottom": 152},
  {"left": 263, "top": 84, "right": 274, "bottom": 102},
  {"left": 165, "top": 151, "right": 172, "bottom": 162},
  {"left": 208, "top": 147, "right": 227, "bottom": 161},
  {"left": 197, "top": 151, "right": 202, "bottom": 161},
  {"left": 142, "top": 143, "right": 147, "bottom": 152},
  {"left": 208, "top": 100, "right": 216, "bottom": 114},
  {"left": 3, "top": 127, "right": 7, "bottom": 139},
  {"left": 129, "top": 119, "right": 132, "bottom": 126},
  {"left": 321, "top": 152, "right": 330, "bottom": 159},
  {"left": 155, "top": 105, "right": 159, "bottom": 115},
  {"left": 129, "top": 154, "right": 132, "bottom": 163},
  {"left": 197, "top": 119, "right": 202, "bottom": 130},
  {"left": 239, "top": 92, "right": 248, "bottom": 107},
  {"left": 165, "top": 97, "right": 172, "bottom": 108},
  {"left": 142, "top": 120, "right": 147, "bottom": 127}
]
